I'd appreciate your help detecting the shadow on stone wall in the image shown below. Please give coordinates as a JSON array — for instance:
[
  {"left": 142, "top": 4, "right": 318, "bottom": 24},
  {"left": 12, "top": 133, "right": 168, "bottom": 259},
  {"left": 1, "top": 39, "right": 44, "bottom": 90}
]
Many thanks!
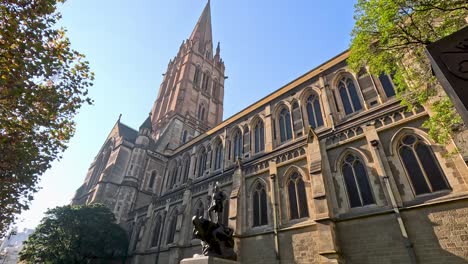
[
  {"left": 402, "top": 198, "right": 468, "bottom": 264},
  {"left": 337, "top": 198, "right": 468, "bottom": 263}
]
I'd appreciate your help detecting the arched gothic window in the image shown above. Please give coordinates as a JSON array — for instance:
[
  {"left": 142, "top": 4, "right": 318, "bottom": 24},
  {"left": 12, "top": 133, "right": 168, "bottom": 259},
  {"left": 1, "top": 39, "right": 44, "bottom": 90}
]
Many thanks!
[
  {"left": 166, "top": 211, "right": 178, "bottom": 244},
  {"left": 287, "top": 172, "right": 309, "bottom": 220},
  {"left": 166, "top": 166, "right": 177, "bottom": 190},
  {"left": 233, "top": 129, "right": 242, "bottom": 159},
  {"left": 379, "top": 74, "right": 396, "bottom": 98},
  {"left": 253, "top": 182, "right": 268, "bottom": 226},
  {"left": 182, "top": 157, "right": 190, "bottom": 183},
  {"left": 306, "top": 94, "right": 324, "bottom": 128},
  {"left": 218, "top": 194, "right": 229, "bottom": 227},
  {"left": 193, "top": 66, "right": 201, "bottom": 86},
  {"left": 212, "top": 80, "right": 219, "bottom": 98},
  {"left": 254, "top": 120, "right": 265, "bottom": 153},
  {"left": 197, "top": 149, "right": 207, "bottom": 177},
  {"left": 132, "top": 221, "right": 145, "bottom": 251},
  {"left": 151, "top": 215, "right": 162, "bottom": 247},
  {"left": 198, "top": 105, "right": 206, "bottom": 121},
  {"left": 279, "top": 108, "right": 293, "bottom": 143},
  {"left": 398, "top": 135, "right": 449, "bottom": 195},
  {"left": 338, "top": 77, "right": 362, "bottom": 115},
  {"left": 149, "top": 171, "right": 156, "bottom": 189},
  {"left": 202, "top": 72, "right": 210, "bottom": 91},
  {"left": 341, "top": 153, "right": 375, "bottom": 208},
  {"left": 170, "top": 164, "right": 178, "bottom": 186},
  {"left": 214, "top": 141, "right": 223, "bottom": 170}
]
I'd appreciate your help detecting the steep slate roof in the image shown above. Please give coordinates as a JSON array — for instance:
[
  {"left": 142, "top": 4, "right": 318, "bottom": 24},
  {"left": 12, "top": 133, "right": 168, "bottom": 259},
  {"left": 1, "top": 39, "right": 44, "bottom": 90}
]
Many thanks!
[
  {"left": 117, "top": 122, "right": 138, "bottom": 142},
  {"left": 139, "top": 116, "right": 152, "bottom": 130}
]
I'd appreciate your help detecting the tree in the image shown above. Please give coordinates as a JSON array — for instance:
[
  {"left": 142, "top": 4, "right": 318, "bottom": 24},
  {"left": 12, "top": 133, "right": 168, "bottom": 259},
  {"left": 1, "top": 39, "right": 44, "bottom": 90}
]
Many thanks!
[
  {"left": 0, "top": 0, "right": 94, "bottom": 235},
  {"left": 348, "top": 0, "right": 467, "bottom": 143},
  {"left": 19, "top": 204, "right": 129, "bottom": 264}
]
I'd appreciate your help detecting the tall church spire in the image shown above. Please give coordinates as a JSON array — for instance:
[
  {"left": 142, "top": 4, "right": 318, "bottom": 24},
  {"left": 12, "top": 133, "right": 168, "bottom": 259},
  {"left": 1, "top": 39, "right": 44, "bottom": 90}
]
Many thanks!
[
  {"left": 150, "top": 0, "right": 224, "bottom": 150},
  {"left": 189, "top": 1, "right": 213, "bottom": 55}
]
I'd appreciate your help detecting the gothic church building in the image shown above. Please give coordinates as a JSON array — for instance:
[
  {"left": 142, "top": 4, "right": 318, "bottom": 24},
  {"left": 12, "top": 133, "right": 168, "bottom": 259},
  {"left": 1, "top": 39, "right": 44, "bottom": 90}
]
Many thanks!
[{"left": 72, "top": 2, "right": 468, "bottom": 264}]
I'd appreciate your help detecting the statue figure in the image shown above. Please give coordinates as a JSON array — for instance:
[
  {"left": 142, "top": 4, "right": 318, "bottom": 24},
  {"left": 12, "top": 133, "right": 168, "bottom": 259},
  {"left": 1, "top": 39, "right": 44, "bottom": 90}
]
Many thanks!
[
  {"left": 192, "top": 181, "right": 236, "bottom": 260},
  {"left": 192, "top": 216, "right": 237, "bottom": 260},
  {"left": 208, "top": 182, "right": 226, "bottom": 223}
]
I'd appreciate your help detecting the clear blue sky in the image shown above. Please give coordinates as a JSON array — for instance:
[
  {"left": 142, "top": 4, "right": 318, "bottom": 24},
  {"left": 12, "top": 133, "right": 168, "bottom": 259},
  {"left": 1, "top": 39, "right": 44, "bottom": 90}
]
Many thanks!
[{"left": 16, "top": 0, "right": 357, "bottom": 229}]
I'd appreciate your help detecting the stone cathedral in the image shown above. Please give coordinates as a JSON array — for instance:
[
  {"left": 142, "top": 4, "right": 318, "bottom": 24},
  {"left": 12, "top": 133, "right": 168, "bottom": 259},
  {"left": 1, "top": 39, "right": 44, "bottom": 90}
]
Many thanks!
[{"left": 72, "top": 2, "right": 468, "bottom": 264}]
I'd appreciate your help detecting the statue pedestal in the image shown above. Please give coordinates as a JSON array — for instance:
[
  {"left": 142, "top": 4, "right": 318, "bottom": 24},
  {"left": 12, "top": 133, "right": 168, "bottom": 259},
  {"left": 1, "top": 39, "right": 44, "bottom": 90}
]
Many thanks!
[{"left": 180, "top": 256, "right": 239, "bottom": 264}]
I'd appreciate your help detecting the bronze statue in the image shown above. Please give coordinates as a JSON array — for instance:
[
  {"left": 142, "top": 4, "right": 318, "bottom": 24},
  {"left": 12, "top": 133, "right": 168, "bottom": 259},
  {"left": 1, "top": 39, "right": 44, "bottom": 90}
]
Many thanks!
[
  {"left": 192, "top": 181, "right": 236, "bottom": 260},
  {"left": 208, "top": 182, "right": 226, "bottom": 223}
]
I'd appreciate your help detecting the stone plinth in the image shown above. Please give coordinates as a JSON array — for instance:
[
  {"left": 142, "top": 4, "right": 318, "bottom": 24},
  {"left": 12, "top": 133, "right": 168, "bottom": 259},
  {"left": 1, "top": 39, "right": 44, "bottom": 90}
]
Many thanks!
[{"left": 180, "top": 256, "right": 239, "bottom": 264}]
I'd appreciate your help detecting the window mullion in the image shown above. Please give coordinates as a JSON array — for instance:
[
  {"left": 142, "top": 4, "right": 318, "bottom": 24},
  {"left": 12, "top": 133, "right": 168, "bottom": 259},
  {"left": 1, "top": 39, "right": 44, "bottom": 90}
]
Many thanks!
[
  {"left": 345, "top": 84, "right": 355, "bottom": 113},
  {"left": 295, "top": 181, "right": 301, "bottom": 218},
  {"left": 258, "top": 192, "right": 262, "bottom": 225},
  {"left": 413, "top": 147, "right": 434, "bottom": 192},
  {"left": 351, "top": 162, "right": 364, "bottom": 206}
]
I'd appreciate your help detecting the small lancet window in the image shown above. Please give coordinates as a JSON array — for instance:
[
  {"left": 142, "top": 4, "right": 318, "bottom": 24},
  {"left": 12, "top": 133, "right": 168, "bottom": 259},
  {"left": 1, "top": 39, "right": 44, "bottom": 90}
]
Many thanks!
[
  {"left": 194, "top": 66, "right": 201, "bottom": 86},
  {"left": 379, "top": 74, "right": 396, "bottom": 98},
  {"left": 182, "top": 130, "right": 188, "bottom": 143},
  {"left": 182, "top": 157, "right": 190, "bottom": 183},
  {"left": 151, "top": 215, "right": 162, "bottom": 247},
  {"left": 166, "top": 212, "right": 177, "bottom": 244},
  {"left": 149, "top": 171, "right": 156, "bottom": 189}
]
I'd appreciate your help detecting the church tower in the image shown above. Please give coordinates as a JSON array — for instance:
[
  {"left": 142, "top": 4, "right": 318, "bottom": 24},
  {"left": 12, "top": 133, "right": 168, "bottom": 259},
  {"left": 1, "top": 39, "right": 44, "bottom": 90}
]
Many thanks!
[{"left": 150, "top": 1, "right": 225, "bottom": 151}]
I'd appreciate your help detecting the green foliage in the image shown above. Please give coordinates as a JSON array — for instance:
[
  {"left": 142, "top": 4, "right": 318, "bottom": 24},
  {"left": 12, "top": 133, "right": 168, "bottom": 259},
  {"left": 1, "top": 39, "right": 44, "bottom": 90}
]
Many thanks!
[
  {"left": 0, "top": 0, "right": 94, "bottom": 235},
  {"left": 423, "top": 97, "right": 463, "bottom": 144},
  {"left": 349, "top": 0, "right": 467, "bottom": 143},
  {"left": 19, "top": 204, "right": 128, "bottom": 264}
]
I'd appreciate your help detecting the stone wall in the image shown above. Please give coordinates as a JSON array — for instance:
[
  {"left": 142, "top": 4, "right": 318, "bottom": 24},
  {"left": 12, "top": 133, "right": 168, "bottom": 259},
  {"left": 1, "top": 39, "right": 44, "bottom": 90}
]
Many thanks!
[
  {"left": 402, "top": 199, "right": 468, "bottom": 263},
  {"left": 337, "top": 213, "right": 411, "bottom": 264},
  {"left": 278, "top": 226, "right": 320, "bottom": 264},
  {"left": 337, "top": 198, "right": 468, "bottom": 264},
  {"left": 238, "top": 233, "right": 277, "bottom": 263}
]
